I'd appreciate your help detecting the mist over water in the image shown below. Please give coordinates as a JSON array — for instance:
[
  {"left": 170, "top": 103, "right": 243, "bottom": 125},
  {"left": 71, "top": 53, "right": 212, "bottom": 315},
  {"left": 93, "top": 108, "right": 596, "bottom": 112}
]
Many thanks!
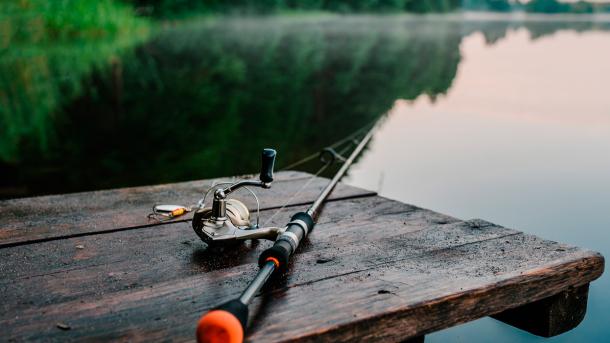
[{"left": 1, "top": 14, "right": 609, "bottom": 341}]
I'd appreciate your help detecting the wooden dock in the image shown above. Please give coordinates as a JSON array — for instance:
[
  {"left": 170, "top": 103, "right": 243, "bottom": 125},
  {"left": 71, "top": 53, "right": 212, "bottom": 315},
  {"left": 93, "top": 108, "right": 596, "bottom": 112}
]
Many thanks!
[{"left": 0, "top": 171, "right": 604, "bottom": 342}]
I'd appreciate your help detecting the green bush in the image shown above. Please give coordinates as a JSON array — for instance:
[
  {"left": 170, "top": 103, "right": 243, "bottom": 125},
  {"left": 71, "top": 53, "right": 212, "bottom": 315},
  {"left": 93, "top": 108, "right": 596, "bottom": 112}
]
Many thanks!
[
  {"left": 0, "top": 0, "right": 149, "bottom": 162},
  {"left": 0, "top": 0, "right": 148, "bottom": 45},
  {"left": 125, "top": 0, "right": 461, "bottom": 17}
]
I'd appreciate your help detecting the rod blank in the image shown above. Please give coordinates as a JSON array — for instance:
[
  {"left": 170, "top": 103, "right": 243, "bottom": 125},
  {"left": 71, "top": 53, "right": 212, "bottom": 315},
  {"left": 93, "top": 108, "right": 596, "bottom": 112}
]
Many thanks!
[
  {"left": 196, "top": 119, "right": 381, "bottom": 343},
  {"left": 239, "top": 261, "right": 275, "bottom": 305}
]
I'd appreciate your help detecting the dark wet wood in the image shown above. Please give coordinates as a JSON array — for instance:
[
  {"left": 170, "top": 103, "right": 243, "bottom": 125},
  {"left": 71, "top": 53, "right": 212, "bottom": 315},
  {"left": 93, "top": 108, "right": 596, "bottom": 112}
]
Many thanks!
[
  {"left": 0, "top": 172, "right": 604, "bottom": 342},
  {"left": 492, "top": 284, "right": 590, "bottom": 337},
  {"left": 0, "top": 171, "right": 375, "bottom": 248},
  {"left": 401, "top": 336, "right": 424, "bottom": 343}
]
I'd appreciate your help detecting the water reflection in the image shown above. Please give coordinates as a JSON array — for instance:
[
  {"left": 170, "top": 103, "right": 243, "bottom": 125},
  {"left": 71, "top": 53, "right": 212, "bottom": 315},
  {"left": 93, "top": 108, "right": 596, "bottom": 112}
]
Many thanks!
[
  {"left": 2, "top": 16, "right": 463, "bottom": 196},
  {"left": 346, "top": 23, "right": 610, "bottom": 343},
  {"left": 0, "top": 1, "right": 149, "bottom": 168},
  {"left": 3, "top": 15, "right": 610, "bottom": 198}
]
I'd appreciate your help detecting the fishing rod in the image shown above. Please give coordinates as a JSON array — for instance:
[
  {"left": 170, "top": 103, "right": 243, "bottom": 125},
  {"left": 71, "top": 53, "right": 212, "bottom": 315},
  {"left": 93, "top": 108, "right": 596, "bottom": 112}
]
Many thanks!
[{"left": 194, "top": 121, "right": 379, "bottom": 343}]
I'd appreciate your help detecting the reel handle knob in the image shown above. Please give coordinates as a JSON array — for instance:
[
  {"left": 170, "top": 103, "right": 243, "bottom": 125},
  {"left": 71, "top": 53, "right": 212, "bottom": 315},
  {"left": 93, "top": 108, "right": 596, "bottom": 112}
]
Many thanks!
[{"left": 260, "top": 148, "right": 276, "bottom": 183}]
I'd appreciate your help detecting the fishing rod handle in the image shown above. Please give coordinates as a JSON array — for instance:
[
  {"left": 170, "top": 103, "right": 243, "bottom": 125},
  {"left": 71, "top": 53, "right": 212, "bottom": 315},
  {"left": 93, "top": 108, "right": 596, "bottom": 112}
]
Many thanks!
[
  {"left": 260, "top": 148, "right": 276, "bottom": 183},
  {"left": 259, "top": 212, "right": 315, "bottom": 272},
  {"left": 197, "top": 261, "right": 276, "bottom": 343},
  {"left": 196, "top": 299, "right": 248, "bottom": 343}
]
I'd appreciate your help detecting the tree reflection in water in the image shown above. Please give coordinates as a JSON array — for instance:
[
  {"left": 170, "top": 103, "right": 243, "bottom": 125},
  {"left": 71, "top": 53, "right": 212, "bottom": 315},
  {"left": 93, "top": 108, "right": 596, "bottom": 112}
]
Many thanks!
[{"left": 1, "top": 15, "right": 608, "bottom": 198}]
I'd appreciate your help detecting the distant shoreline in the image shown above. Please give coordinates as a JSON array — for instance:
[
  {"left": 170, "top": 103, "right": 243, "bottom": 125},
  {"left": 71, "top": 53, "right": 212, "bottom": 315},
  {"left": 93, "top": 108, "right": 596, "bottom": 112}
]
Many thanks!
[
  {"left": 458, "top": 11, "right": 610, "bottom": 22},
  {"left": 163, "top": 11, "right": 610, "bottom": 25}
]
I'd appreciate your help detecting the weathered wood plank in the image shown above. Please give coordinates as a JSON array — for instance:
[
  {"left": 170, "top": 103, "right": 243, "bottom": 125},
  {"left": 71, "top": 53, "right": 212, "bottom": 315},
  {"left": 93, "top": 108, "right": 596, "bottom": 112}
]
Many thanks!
[
  {"left": 0, "top": 196, "right": 458, "bottom": 312},
  {"left": 492, "top": 284, "right": 590, "bottom": 337},
  {"left": 0, "top": 171, "right": 375, "bottom": 248},
  {"left": 0, "top": 233, "right": 602, "bottom": 342},
  {"left": 0, "top": 194, "right": 603, "bottom": 342}
]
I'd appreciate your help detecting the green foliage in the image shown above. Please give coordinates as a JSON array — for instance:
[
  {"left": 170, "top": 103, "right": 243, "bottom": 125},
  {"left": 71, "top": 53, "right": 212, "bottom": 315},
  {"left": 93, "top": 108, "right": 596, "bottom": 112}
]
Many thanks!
[
  {"left": 1, "top": 17, "right": 462, "bottom": 194},
  {"left": 462, "top": 0, "right": 610, "bottom": 13},
  {"left": 523, "top": 0, "right": 610, "bottom": 14},
  {"left": 4, "top": 0, "right": 610, "bottom": 196},
  {"left": 461, "top": 0, "right": 512, "bottom": 12},
  {"left": 59, "top": 18, "right": 460, "bottom": 188},
  {"left": 524, "top": 0, "right": 570, "bottom": 13},
  {"left": 0, "top": 0, "right": 149, "bottom": 163},
  {"left": 0, "top": 0, "right": 148, "bottom": 44},
  {"left": 125, "top": 0, "right": 461, "bottom": 17}
]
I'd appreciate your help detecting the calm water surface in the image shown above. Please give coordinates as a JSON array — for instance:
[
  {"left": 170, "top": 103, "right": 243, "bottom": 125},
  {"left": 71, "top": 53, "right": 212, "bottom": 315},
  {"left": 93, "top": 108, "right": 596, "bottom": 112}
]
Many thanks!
[
  {"left": 346, "top": 22, "right": 610, "bottom": 342},
  {"left": 2, "top": 14, "right": 609, "bottom": 341}
]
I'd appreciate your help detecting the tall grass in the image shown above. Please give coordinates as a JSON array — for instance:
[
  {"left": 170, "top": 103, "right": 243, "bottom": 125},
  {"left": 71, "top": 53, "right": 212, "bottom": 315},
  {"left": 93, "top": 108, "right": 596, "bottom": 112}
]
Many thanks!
[
  {"left": 0, "top": 0, "right": 150, "bottom": 163},
  {"left": 0, "top": 0, "right": 148, "bottom": 46}
]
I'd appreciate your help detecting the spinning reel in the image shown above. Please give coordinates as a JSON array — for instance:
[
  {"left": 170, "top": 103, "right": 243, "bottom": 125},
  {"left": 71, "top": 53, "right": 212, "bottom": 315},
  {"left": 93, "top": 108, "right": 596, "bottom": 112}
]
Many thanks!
[{"left": 192, "top": 149, "right": 286, "bottom": 245}]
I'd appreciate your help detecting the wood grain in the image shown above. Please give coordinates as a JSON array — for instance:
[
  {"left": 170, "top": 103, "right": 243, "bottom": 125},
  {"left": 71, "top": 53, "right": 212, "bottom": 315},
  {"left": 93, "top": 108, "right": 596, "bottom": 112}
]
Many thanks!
[
  {"left": 0, "top": 185, "right": 604, "bottom": 342},
  {"left": 1, "top": 233, "right": 602, "bottom": 342},
  {"left": 0, "top": 196, "right": 458, "bottom": 314},
  {"left": 0, "top": 171, "right": 375, "bottom": 248}
]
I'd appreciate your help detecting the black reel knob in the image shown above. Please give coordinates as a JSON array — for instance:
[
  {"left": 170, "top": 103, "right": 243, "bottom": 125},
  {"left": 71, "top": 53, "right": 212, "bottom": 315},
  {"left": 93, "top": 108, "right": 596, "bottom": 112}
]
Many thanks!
[{"left": 260, "top": 148, "right": 276, "bottom": 183}]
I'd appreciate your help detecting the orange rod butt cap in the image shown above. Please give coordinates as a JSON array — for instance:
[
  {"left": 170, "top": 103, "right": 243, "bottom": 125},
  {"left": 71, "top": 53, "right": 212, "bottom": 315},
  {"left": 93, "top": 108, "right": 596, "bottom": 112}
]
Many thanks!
[{"left": 196, "top": 310, "right": 244, "bottom": 343}]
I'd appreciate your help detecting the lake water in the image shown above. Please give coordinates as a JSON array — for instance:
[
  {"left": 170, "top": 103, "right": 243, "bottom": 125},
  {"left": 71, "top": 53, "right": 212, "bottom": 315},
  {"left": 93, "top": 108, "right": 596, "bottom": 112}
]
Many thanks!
[
  {"left": 2, "top": 14, "right": 609, "bottom": 341},
  {"left": 345, "top": 16, "right": 610, "bottom": 343}
]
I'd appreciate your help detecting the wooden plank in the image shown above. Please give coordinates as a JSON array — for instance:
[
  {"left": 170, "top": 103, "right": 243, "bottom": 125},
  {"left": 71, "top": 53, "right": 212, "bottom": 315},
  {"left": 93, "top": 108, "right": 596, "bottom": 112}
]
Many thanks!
[
  {"left": 0, "top": 171, "right": 375, "bottom": 248},
  {"left": 246, "top": 245, "right": 601, "bottom": 342},
  {"left": 0, "top": 197, "right": 458, "bottom": 312},
  {"left": 1, "top": 232, "right": 602, "bottom": 342},
  {"left": 0, "top": 195, "right": 603, "bottom": 342},
  {"left": 492, "top": 284, "right": 590, "bottom": 337}
]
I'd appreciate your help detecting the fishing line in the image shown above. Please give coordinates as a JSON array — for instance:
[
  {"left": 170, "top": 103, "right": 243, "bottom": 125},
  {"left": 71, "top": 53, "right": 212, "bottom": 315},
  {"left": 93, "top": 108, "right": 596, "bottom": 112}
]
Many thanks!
[
  {"left": 148, "top": 117, "right": 380, "bottom": 223},
  {"left": 194, "top": 117, "right": 382, "bottom": 343},
  {"left": 278, "top": 117, "right": 380, "bottom": 171},
  {"left": 259, "top": 162, "right": 329, "bottom": 228},
  {"left": 260, "top": 129, "right": 365, "bottom": 227}
]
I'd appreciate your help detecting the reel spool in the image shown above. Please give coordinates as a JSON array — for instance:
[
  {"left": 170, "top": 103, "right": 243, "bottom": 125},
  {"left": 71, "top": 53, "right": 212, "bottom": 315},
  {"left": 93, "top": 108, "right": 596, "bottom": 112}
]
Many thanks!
[
  {"left": 224, "top": 199, "right": 251, "bottom": 227},
  {"left": 192, "top": 199, "right": 251, "bottom": 233}
]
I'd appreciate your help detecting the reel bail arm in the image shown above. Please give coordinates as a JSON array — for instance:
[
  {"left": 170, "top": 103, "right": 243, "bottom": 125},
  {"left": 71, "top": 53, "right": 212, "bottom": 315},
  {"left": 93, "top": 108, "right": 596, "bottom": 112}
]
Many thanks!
[{"left": 211, "top": 148, "right": 276, "bottom": 218}]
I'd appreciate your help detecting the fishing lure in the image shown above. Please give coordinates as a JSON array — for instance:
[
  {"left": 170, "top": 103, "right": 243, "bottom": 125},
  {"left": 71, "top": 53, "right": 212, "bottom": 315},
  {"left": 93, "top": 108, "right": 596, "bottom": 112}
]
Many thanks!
[{"left": 148, "top": 204, "right": 191, "bottom": 221}]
